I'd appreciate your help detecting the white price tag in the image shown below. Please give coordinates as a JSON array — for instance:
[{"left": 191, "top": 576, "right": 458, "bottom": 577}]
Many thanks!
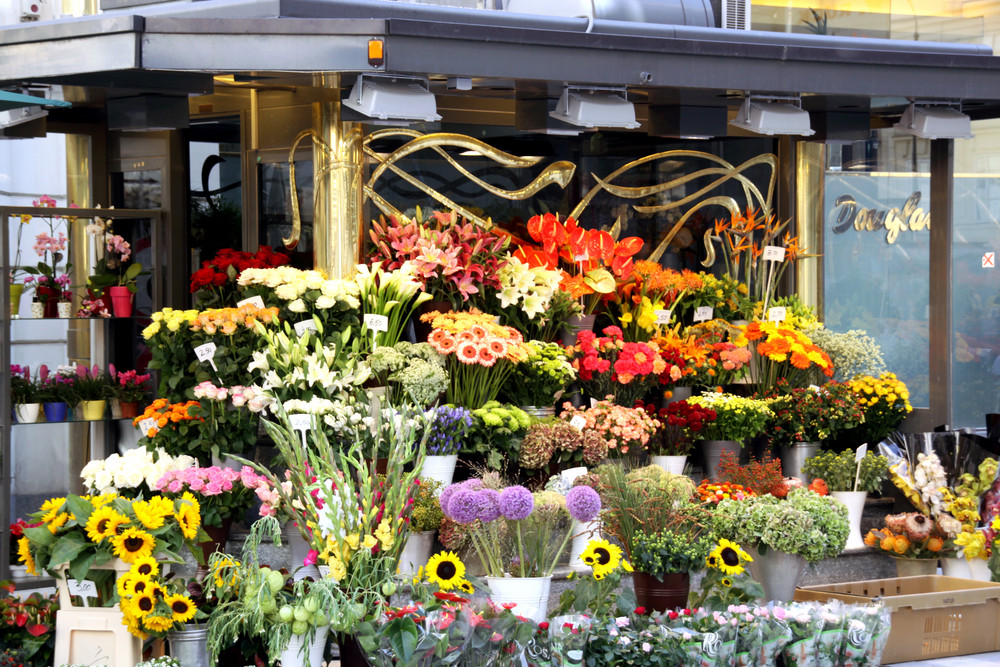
[
  {"left": 855, "top": 444, "right": 868, "bottom": 462},
  {"left": 289, "top": 413, "right": 312, "bottom": 432},
  {"left": 693, "top": 306, "right": 713, "bottom": 323},
  {"left": 589, "top": 397, "right": 598, "bottom": 408},
  {"left": 767, "top": 307, "right": 787, "bottom": 322},
  {"left": 762, "top": 245, "right": 786, "bottom": 262},
  {"left": 569, "top": 415, "right": 587, "bottom": 431},
  {"left": 654, "top": 309, "right": 672, "bottom": 325},
  {"left": 364, "top": 314, "right": 389, "bottom": 333},
  {"left": 237, "top": 296, "right": 265, "bottom": 309},
  {"left": 194, "top": 342, "right": 217, "bottom": 363},
  {"left": 294, "top": 319, "right": 318, "bottom": 337},
  {"left": 138, "top": 418, "right": 158, "bottom": 434},
  {"left": 68, "top": 579, "right": 98, "bottom": 599},
  {"left": 573, "top": 254, "right": 588, "bottom": 263}
]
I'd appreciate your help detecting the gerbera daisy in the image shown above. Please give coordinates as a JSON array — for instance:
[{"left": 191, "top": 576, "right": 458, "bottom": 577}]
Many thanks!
[
  {"left": 112, "top": 527, "right": 156, "bottom": 563},
  {"left": 425, "top": 551, "right": 466, "bottom": 591},
  {"left": 166, "top": 594, "right": 197, "bottom": 623},
  {"left": 708, "top": 539, "right": 751, "bottom": 576},
  {"left": 580, "top": 538, "right": 622, "bottom": 579},
  {"left": 86, "top": 506, "right": 129, "bottom": 543}
]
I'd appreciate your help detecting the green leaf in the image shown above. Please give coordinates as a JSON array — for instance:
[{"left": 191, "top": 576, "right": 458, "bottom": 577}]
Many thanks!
[
  {"left": 65, "top": 495, "right": 95, "bottom": 526},
  {"left": 23, "top": 525, "right": 54, "bottom": 546},
  {"left": 68, "top": 550, "right": 97, "bottom": 582},
  {"left": 49, "top": 533, "right": 91, "bottom": 568}
]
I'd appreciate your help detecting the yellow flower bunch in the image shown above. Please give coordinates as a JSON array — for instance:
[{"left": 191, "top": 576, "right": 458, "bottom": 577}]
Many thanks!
[
  {"left": 188, "top": 304, "right": 279, "bottom": 335},
  {"left": 848, "top": 372, "right": 912, "bottom": 412},
  {"left": 954, "top": 530, "right": 988, "bottom": 560},
  {"left": 142, "top": 307, "right": 200, "bottom": 339}
]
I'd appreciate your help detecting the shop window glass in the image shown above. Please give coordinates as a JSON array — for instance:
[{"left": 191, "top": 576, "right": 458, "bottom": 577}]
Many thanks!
[{"left": 822, "top": 132, "right": 931, "bottom": 408}]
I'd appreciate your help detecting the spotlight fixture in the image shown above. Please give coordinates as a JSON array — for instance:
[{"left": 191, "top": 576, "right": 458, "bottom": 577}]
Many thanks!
[
  {"left": 549, "top": 86, "right": 639, "bottom": 130},
  {"left": 729, "top": 96, "right": 814, "bottom": 136},
  {"left": 894, "top": 102, "right": 972, "bottom": 140},
  {"left": 343, "top": 76, "right": 441, "bottom": 123}
]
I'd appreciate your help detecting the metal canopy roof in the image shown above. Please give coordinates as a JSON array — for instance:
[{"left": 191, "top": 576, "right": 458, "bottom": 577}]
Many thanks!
[{"left": 2, "top": 0, "right": 1000, "bottom": 120}]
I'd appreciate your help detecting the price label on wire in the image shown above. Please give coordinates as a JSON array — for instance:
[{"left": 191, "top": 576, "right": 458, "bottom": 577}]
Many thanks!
[
  {"left": 138, "top": 418, "right": 158, "bottom": 435},
  {"left": 693, "top": 306, "right": 713, "bottom": 323},
  {"left": 569, "top": 415, "right": 587, "bottom": 431},
  {"left": 294, "top": 319, "right": 318, "bottom": 337},
  {"left": 68, "top": 579, "right": 98, "bottom": 599},
  {"left": 364, "top": 314, "right": 389, "bottom": 333},
  {"left": 193, "top": 342, "right": 218, "bottom": 372},
  {"left": 654, "top": 309, "right": 672, "bottom": 325},
  {"left": 237, "top": 296, "right": 265, "bottom": 309},
  {"left": 767, "top": 307, "right": 787, "bottom": 323},
  {"left": 762, "top": 246, "right": 786, "bottom": 262},
  {"left": 289, "top": 413, "right": 312, "bottom": 432}
]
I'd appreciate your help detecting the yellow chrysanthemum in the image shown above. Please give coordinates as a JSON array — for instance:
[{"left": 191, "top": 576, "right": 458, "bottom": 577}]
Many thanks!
[
  {"left": 579, "top": 538, "right": 623, "bottom": 579},
  {"left": 425, "top": 551, "right": 466, "bottom": 591},
  {"left": 708, "top": 539, "right": 751, "bottom": 576},
  {"left": 112, "top": 527, "right": 156, "bottom": 563},
  {"left": 16, "top": 537, "right": 36, "bottom": 576},
  {"left": 86, "top": 505, "right": 130, "bottom": 543},
  {"left": 166, "top": 594, "right": 197, "bottom": 624}
]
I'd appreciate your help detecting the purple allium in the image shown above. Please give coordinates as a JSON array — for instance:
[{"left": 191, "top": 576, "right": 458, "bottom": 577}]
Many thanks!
[
  {"left": 565, "top": 486, "right": 601, "bottom": 523},
  {"left": 477, "top": 489, "right": 501, "bottom": 523},
  {"left": 498, "top": 485, "right": 534, "bottom": 521},
  {"left": 439, "top": 482, "right": 462, "bottom": 518},
  {"left": 448, "top": 489, "right": 484, "bottom": 524},
  {"left": 460, "top": 478, "right": 484, "bottom": 492}
]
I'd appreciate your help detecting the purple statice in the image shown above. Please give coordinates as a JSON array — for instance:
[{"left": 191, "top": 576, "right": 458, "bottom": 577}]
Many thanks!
[
  {"left": 425, "top": 405, "right": 474, "bottom": 455},
  {"left": 447, "top": 489, "right": 485, "bottom": 524},
  {"left": 477, "top": 489, "right": 501, "bottom": 523},
  {"left": 565, "top": 486, "right": 601, "bottom": 523},
  {"left": 498, "top": 485, "right": 534, "bottom": 521}
]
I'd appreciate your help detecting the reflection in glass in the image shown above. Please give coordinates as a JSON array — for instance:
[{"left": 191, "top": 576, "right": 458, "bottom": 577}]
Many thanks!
[{"left": 259, "top": 161, "right": 313, "bottom": 268}]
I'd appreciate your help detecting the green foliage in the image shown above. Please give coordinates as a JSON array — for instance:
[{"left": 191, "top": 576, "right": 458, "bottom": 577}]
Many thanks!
[
  {"left": 802, "top": 449, "right": 889, "bottom": 493},
  {"left": 465, "top": 401, "right": 531, "bottom": 469},
  {"left": 410, "top": 478, "right": 444, "bottom": 533},
  {"left": 631, "top": 529, "right": 712, "bottom": 579},
  {"left": 501, "top": 340, "right": 576, "bottom": 407},
  {"left": 553, "top": 567, "right": 636, "bottom": 619}
]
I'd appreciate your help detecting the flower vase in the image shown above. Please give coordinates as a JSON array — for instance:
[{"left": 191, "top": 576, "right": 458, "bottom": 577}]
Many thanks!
[
  {"left": 745, "top": 545, "right": 807, "bottom": 602},
  {"left": 651, "top": 455, "right": 687, "bottom": 475},
  {"left": 37, "top": 286, "right": 59, "bottom": 317},
  {"left": 30, "top": 301, "right": 44, "bottom": 318},
  {"left": 399, "top": 530, "right": 436, "bottom": 578},
  {"left": 892, "top": 556, "right": 938, "bottom": 577},
  {"left": 830, "top": 490, "right": 867, "bottom": 552},
  {"left": 279, "top": 626, "right": 329, "bottom": 667},
  {"left": 118, "top": 401, "right": 140, "bottom": 419},
  {"left": 108, "top": 286, "right": 133, "bottom": 317},
  {"left": 9, "top": 283, "right": 23, "bottom": 317},
  {"left": 57, "top": 301, "right": 72, "bottom": 318},
  {"left": 285, "top": 523, "right": 321, "bottom": 581},
  {"left": 560, "top": 314, "right": 596, "bottom": 347},
  {"left": 80, "top": 399, "right": 107, "bottom": 421},
  {"left": 701, "top": 440, "right": 741, "bottom": 479},
  {"left": 968, "top": 558, "right": 992, "bottom": 581},
  {"left": 421, "top": 454, "right": 459, "bottom": 487},
  {"left": 632, "top": 571, "right": 690, "bottom": 613},
  {"left": 569, "top": 519, "right": 600, "bottom": 572},
  {"left": 197, "top": 519, "right": 233, "bottom": 580},
  {"left": 780, "top": 442, "right": 820, "bottom": 484},
  {"left": 941, "top": 557, "right": 970, "bottom": 578},
  {"left": 521, "top": 405, "right": 556, "bottom": 419},
  {"left": 663, "top": 385, "right": 693, "bottom": 406},
  {"left": 487, "top": 575, "right": 552, "bottom": 623},
  {"left": 43, "top": 401, "right": 68, "bottom": 422},
  {"left": 14, "top": 403, "right": 41, "bottom": 423},
  {"left": 167, "top": 624, "right": 210, "bottom": 667}
]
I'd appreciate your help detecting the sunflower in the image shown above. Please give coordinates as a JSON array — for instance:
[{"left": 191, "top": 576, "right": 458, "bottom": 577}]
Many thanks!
[
  {"left": 708, "top": 539, "right": 751, "bottom": 576},
  {"left": 86, "top": 506, "right": 129, "bottom": 543},
  {"left": 130, "top": 556, "right": 159, "bottom": 579},
  {"left": 425, "top": 551, "right": 466, "bottom": 590},
  {"left": 175, "top": 499, "right": 201, "bottom": 541},
  {"left": 112, "top": 527, "right": 156, "bottom": 563},
  {"left": 16, "top": 537, "right": 36, "bottom": 576},
  {"left": 144, "top": 614, "right": 177, "bottom": 634},
  {"left": 39, "top": 497, "right": 66, "bottom": 524},
  {"left": 166, "top": 594, "right": 197, "bottom": 624},
  {"left": 133, "top": 497, "right": 175, "bottom": 530},
  {"left": 580, "top": 539, "right": 622, "bottom": 579},
  {"left": 721, "top": 577, "right": 733, "bottom": 587},
  {"left": 128, "top": 591, "right": 157, "bottom": 618},
  {"left": 457, "top": 579, "right": 475, "bottom": 595},
  {"left": 47, "top": 512, "right": 70, "bottom": 534}
]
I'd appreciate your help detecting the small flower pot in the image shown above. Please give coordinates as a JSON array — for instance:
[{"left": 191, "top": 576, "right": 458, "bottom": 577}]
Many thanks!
[
  {"left": 632, "top": 571, "right": 691, "bottom": 613},
  {"left": 30, "top": 302, "right": 44, "bottom": 318},
  {"left": 652, "top": 455, "right": 687, "bottom": 475},
  {"left": 108, "top": 286, "right": 133, "bottom": 317},
  {"left": 9, "top": 283, "right": 24, "bottom": 317},
  {"left": 118, "top": 401, "right": 140, "bottom": 419},
  {"left": 57, "top": 301, "right": 73, "bottom": 318},
  {"left": 486, "top": 575, "right": 552, "bottom": 623},
  {"left": 421, "top": 454, "right": 459, "bottom": 487},
  {"left": 43, "top": 402, "right": 69, "bottom": 422},
  {"left": 14, "top": 403, "right": 41, "bottom": 424},
  {"left": 80, "top": 399, "right": 107, "bottom": 421}
]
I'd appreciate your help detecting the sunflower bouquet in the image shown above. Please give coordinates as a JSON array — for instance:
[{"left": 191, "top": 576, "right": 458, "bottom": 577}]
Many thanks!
[
  {"left": 553, "top": 538, "right": 636, "bottom": 618},
  {"left": 16, "top": 493, "right": 204, "bottom": 638},
  {"left": 690, "top": 539, "right": 763, "bottom": 610},
  {"left": 422, "top": 309, "right": 530, "bottom": 409}
]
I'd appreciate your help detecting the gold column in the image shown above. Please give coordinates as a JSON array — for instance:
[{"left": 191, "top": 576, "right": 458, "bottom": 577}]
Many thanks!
[
  {"left": 795, "top": 142, "right": 826, "bottom": 318},
  {"left": 312, "top": 74, "right": 364, "bottom": 277}
]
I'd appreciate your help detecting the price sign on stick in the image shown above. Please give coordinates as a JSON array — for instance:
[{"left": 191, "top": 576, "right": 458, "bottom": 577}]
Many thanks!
[
  {"left": 364, "top": 313, "right": 389, "bottom": 350},
  {"left": 69, "top": 579, "right": 98, "bottom": 606},
  {"left": 654, "top": 309, "right": 672, "bottom": 325},
  {"left": 767, "top": 307, "right": 787, "bottom": 323},
  {"left": 289, "top": 413, "right": 312, "bottom": 448},
  {"left": 237, "top": 296, "right": 265, "bottom": 309},
  {"left": 294, "top": 319, "right": 317, "bottom": 337},
  {"left": 762, "top": 246, "right": 786, "bottom": 262},
  {"left": 694, "top": 306, "right": 713, "bottom": 323},
  {"left": 853, "top": 444, "right": 868, "bottom": 491},
  {"left": 569, "top": 415, "right": 587, "bottom": 431},
  {"left": 193, "top": 342, "right": 218, "bottom": 372}
]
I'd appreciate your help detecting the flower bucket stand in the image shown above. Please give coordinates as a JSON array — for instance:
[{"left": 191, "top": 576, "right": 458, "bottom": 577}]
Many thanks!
[{"left": 53, "top": 559, "right": 142, "bottom": 667}]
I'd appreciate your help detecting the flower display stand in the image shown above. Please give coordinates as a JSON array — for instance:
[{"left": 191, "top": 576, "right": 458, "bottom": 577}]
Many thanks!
[{"left": 53, "top": 559, "right": 142, "bottom": 667}]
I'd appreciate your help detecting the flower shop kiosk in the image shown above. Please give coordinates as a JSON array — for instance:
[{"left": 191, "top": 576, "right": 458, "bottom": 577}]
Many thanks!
[{"left": 3, "top": 1, "right": 1000, "bottom": 665}]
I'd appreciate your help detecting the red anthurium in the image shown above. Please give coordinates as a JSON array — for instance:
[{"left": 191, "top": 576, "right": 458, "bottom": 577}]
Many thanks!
[
  {"left": 27, "top": 623, "right": 48, "bottom": 637},
  {"left": 15, "top": 612, "right": 28, "bottom": 627},
  {"left": 615, "top": 236, "right": 644, "bottom": 257},
  {"left": 588, "top": 229, "right": 616, "bottom": 264}
]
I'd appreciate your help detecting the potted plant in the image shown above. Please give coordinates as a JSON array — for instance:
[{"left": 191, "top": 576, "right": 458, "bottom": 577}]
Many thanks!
[
  {"left": 35, "top": 365, "right": 77, "bottom": 422},
  {"left": 802, "top": 448, "right": 889, "bottom": 550},
  {"left": 829, "top": 373, "right": 913, "bottom": 451},
  {"left": 500, "top": 340, "right": 576, "bottom": 415},
  {"left": 107, "top": 365, "right": 151, "bottom": 419},
  {"left": 85, "top": 220, "right": 147, "bottom": 318},
  {"left": 0, "top": 582, "right": 58, "bottom": 667},
  {"left": 765, "top": 380, "right": 866, "bottom": 482},
  {"left": 559, "top": 399, "right": 661, "bottom": 459},
  {"left": 10, "top": 363, "right": 40, "bottom": 423},
  {"left": 864, "top": 512, "right": 954, "bottom": 577},
  {"left": 72, "top": 364, "right": 111, "bottom": 421},
  {"left": 639, "top": 398, "right": 717, "bottom": 474},
  {"left": 734, "top": 320, "right": 834, "bottom": 395},
  {"left": 686, "top": 391, "right": 774, "bottom": 478},
  {"left": 564, "top": 325, "right": 663, "bottom": 407},
  {"left": 421, "top": 405, "right": 472, "bottom": 487},
  {"left": 398, "top": 478, "right": 444, "bottom": 577},
  {"left": 438, "top": 478, "right": 602, "bottom": 621},
  {"left": 516, "top": 419, "right": 608, "bottom": 475},
  {"left": 464, "top": 401, "right": 531, "bottom": 470},
  {"left": 22, "top": 206, "right": 70, "bottom": 319},
  {"left": 492, "top": 254, "right": 580, "bottom": 343},
  {"left": 710, "top": 487, "right": 849, "bottom": 601}
]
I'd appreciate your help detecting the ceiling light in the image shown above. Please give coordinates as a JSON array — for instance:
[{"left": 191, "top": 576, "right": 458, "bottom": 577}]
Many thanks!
[
  {"left": 730, "top": 96, "right": 814, "bottom": 136},
  {"left": 895, "top": 102, "right": 972, "bottom": 139},
  {"left": 343, "top": 76, "right": 441, "bottom": 123},
  {"left": 550, "top": 86, "right": 639, "bottom": 130}
]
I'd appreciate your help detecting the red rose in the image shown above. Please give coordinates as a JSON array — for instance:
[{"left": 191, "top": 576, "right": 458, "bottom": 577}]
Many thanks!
[{"left": 634, "top": 606, "right": 647, "bottom": 615}]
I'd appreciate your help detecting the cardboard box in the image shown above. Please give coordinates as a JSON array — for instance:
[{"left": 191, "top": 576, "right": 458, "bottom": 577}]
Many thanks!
[{"left": 795, "top": 575, "right": 1000, "bottom": 664}]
